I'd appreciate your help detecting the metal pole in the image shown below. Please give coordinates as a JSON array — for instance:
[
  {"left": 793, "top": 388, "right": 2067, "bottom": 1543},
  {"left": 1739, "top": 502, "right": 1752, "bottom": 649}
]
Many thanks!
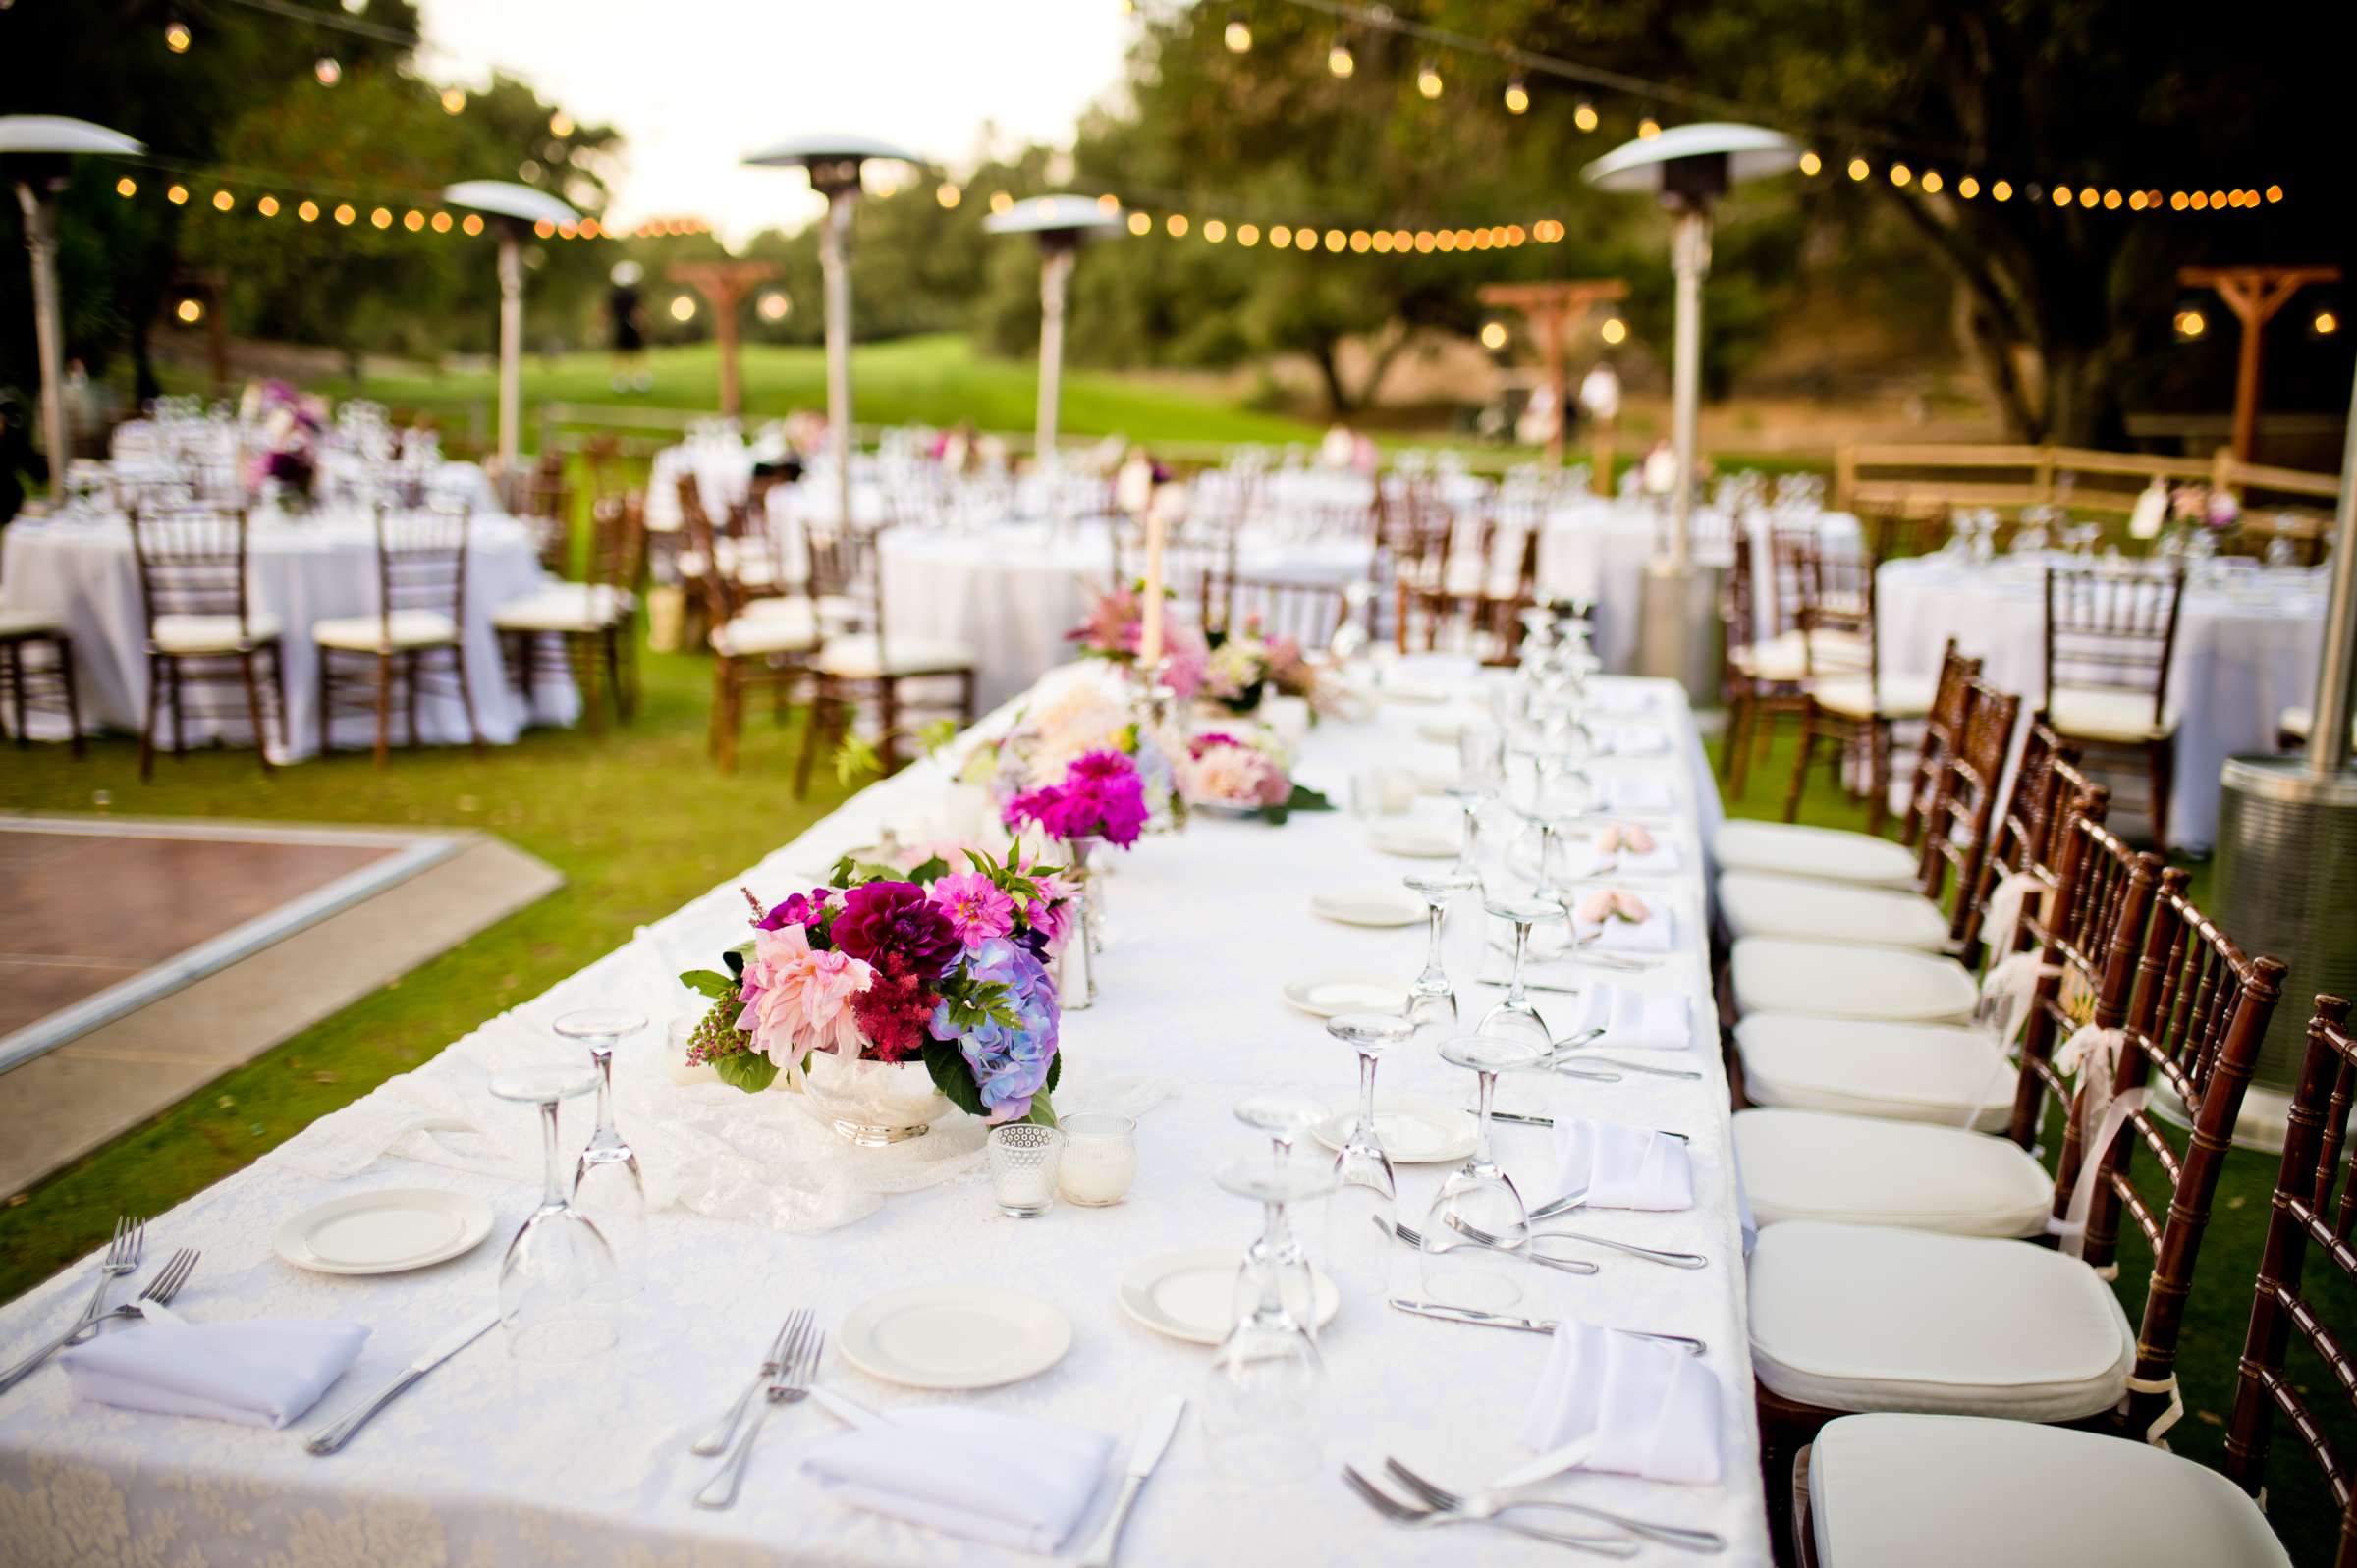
[
  {"left": 2304, "top": 359, "right": 2357, "bottom": 777},
  {"left": 16, "top": 183, "right": 67, "bottom": 498},
  {"left": 495, "top": 227, "right": 522, "bottom": 482},
  {"left": 1036, "top": 245, "right": 1074, "bottom": 465},
  {"left": 821, "top": 187, "right": 856, "bottom": 533},
  {"left": 1668, "top": 208, "right": 1711, "bottom": 571}
]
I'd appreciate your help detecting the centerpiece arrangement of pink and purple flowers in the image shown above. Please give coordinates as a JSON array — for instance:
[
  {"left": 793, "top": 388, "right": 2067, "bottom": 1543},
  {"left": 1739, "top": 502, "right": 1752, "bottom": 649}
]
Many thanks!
[
  {"left": 1068, "top": 582, "right": 1209, "bottom": 699},
  {"left": 1181, "top": 730, "right": 1334, "bottom": 825},
  {"left": 1200, "top": 622, "right": 1329, "bottom": 717},
  {"left": 242, "top": 379, "right": 323, "bottom": 504},
  {"left": 678, "top": 846, "right": 1073, "bottom": 1137},
  {"left": 1002, "top": 748, "right": 1151, "bottom": 848}
]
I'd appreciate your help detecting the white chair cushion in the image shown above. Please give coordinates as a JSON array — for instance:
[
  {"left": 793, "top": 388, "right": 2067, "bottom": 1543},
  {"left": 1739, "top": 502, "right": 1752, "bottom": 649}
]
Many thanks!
[
  {"left": 1811, "top": 1414, "right": 2288, "bottom": 1568},
  {"left": 1712, "top": 821, "right": 1919, "bottom": 888},
  {"left": 814, "top": 632, "right": 976, "bottom": 679},
  {"left": 1734, "top": 1013, "right": 2016, "bottom": 1132},
  {"left": 491, "top": 584, "right": 634, "bottom": 634},
  {"left": 313, "top": 610, "right": 459, "bottom": 652},
  {"left": 0, "top": 610, "right": 64, "bottom": 639},
  {"left": 1731, "top": 939, "right": 1978, "bottom": 1022},
  {"left": 1750, "top": 1221, "right": 2133, "bottom": 1419},
  {"left": 1812, "top": 674, "right": 1936, "bottom": 721},
  {"left": 712, "top": 607, "right": 819, "bottom": 657},
  {"left": 1731, "top": 629, "right": 1871, "bottom": 683},
  {"left": 1733, "top": 1109, "right": 2054, "bottom": 1237},
  {"left": 2046, "top": 685, "right": 2173, "bottom": 743},
  {"left": 1717, "top": 872, "right": 1949, "bottom": 950},
  {"left": 151, "top": 612, "right": 284, "bottom": 653}
]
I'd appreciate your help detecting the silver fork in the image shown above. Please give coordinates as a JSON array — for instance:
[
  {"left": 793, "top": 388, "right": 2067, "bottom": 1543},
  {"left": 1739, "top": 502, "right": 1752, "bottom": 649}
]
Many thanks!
[
  {"left": 1383, "top": 1457, "right": 1727, "bottom": 1554},
  {"left": 1387, "top": 1217, "right": 1599, "bottom": 1275},
  {"left": 0, "top": 1217, "right": 141, "bottom": 1397},
  {"left": 694, "top": 1322, "right": 820, "bottom": 1510},
  {"left": 1341, "top": 1465, "right": 1638, "bottom": 1556},
  {"left": 1452, "top": 1215, "right": 1708, "bottom": 1271},
  {"left": 690, "top": 1307, "right": 812, "bottom": 1457},
  {"left": 0, "top": 1244, "right": 189, "bottom": 1398}
]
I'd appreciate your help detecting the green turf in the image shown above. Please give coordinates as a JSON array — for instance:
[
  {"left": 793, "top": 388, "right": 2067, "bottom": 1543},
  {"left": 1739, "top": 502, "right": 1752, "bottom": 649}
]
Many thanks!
[{"left": 1717, "top": 722, "right": 2342, "bottom": 1563}]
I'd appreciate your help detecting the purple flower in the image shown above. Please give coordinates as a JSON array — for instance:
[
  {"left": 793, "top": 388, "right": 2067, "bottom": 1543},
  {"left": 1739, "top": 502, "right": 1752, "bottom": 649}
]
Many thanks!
[
  {"left": 929, "top": 871, "right": 1015, "bottom": 951},
  {"left": 1004, "top": 750, "right": 1149, "bottom": 848},
  {"left": 831, "top": 880, "right": 961, "bottom": 978},
  {"left": 754, "top": 887, "right": 834, "bottom": 933},
  {"left": 930, "top": 938, "right": 1060, "bottom": 1122}
]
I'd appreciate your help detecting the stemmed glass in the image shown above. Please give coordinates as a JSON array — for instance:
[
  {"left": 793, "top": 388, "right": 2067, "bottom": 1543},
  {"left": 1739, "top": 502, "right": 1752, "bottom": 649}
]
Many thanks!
[
  {"left": 1321, "top": 1010, "right": 1416, "bottom": 1302},
  {"left": 488, "top": 1057, "right": 618, "bottom": 1362},
  {"left": 1448, "top": 726, "right": 1506, "bottom": 885},
  {"left": 1419, "top": 1034, "right": 1545, "bottom": 1310},
  {"left": 556, "top": 1008, "right": 647, "bottom": 1300},
  {"left": 1202, "top": 1157, "right": 1336, "bottom": 1485},
  {"left": 1481, "top": 894, "right": 1566, "bottom": 1054},
  {"left": 1233, "top": 1090, "right": 1330, "bottom": 1333},
  {"left": 1403, "top": 869, "right": 1479, "bottom": 1027}
]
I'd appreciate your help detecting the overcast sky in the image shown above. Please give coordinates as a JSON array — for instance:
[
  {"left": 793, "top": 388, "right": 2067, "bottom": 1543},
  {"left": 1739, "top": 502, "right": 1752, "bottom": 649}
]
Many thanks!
[{"left": 414, "top": 0, "right": 1137, "bottom": 243}]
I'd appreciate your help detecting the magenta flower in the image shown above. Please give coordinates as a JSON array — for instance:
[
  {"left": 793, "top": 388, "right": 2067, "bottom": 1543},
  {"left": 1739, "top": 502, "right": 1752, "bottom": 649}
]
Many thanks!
[
  {"left": 929, "top": 871, "right": 1015, "bottom": 951},
  {"left": 754, "top": 887, "right": 834, "bottom": 933},
  {"left": 1005, "top": 749, "right": 1149, "bottom": 847},
  {"left": 831, "top": 880, "right": 961, "bottom": 978}
]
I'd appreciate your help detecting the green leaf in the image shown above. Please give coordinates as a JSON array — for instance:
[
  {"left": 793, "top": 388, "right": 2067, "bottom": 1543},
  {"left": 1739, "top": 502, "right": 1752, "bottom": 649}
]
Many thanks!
[
  {"left": 918, "top": 717, "right": 959, "bottom": 757},
  {"left": 827, "top": 852, "right": 858, "bottom": 887},
  {"left": 906, "top": 854, "right": 950, "bottom": 885},
  {"left": 723, "top": 947, "right": 747, "bottom": 980},
  {"left": 919, "top": 1038, "right": 988, "bottom": 1120},
  {"left": 679, "top": 969, "right": 737, "bottom": 1000},
  {"left": 1046, "top": 1053, "right": 1062, "bottom": 1094},
  {"left": 833, "top": 733, "right": 883, "bottom": 786},
  {"left": 710, "top": 1051, "right": 779, "bottom": 1094},
  {"left": 1021, "top": 1094, "right": 1059, "bottom": 1128}
]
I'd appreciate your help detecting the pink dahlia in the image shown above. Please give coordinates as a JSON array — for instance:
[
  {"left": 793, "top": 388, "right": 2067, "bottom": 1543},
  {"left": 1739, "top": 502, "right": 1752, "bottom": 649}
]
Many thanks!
[
  {"left": 737, "top": 922, "right": 874, "bottom": 1063},
  {"left": 929, "top": 870, "right": 1015, "bottom": 951}
]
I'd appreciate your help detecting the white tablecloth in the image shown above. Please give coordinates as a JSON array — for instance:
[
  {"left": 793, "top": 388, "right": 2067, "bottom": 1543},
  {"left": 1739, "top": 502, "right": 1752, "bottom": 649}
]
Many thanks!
[
  {"left": 1877, "top": 553, "right": 2328, "bottom": 848},
  {"left": 0, "top": 512, "right": 577, "bottom": 760},
  {"left": 0, "top": 663, "right": 1765, "bottom": 1566}
]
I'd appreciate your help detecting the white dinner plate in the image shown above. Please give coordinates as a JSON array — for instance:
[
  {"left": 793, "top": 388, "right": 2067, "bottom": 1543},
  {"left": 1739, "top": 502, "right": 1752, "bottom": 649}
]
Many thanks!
[
  {"left": 1312, "top": 1095, "right": 1479, "bottom": 1164},
  {"left": 273, "top": 1188, "right": 496, "bottom": 1276},
  {"left": 1282, "top": 974, "right": 1411, "bottom": 1017},
  {"left": 1368, "top": 820, "right": 1461, "bottom": 858},
  {"left": 1310, "top": 885, "right": 1427, "bottom": 928},
  {"left": 1118, "top": 1248, "right": 1343, "bottom": 1345},
  {"left": 838, "top": 1284, "right": 1073, "bottom": 1390}
]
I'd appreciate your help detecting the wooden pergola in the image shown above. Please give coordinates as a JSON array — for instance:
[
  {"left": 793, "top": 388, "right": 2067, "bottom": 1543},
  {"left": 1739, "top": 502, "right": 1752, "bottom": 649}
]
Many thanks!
[
  {"left": 2178, "top": 264, "right": 2341, "bottom": 461},
  {"left": 667, "top": 260, "right": 781, "bottom": 418},
  {"left": 1476, "top": 279, "right": 1627, "bottom": 486}
]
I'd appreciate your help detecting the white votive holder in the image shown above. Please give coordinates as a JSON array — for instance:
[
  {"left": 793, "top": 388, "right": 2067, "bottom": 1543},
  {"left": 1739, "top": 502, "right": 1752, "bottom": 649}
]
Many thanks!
[
  {"left": 1055, "top": 1112, "right": 1139, "bottom": 1207},
  {"left": 988, "top": 1123, "right": 1067, "bottom": 1217}
]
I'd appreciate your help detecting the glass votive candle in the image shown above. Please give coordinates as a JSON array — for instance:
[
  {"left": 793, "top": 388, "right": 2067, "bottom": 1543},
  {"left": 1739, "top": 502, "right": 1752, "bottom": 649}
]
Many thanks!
[
  {"left": 988, "top": 1123, "right": 1066, "bottom": 1217},
  {"left": 1055, "top": 1112, "right": 1138, "bottom": 1206}
]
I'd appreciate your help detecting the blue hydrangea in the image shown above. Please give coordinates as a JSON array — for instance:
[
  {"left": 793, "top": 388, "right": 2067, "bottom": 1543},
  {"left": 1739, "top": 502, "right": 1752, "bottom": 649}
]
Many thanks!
[{"left": 929, "top": 937, "right": 1061, "bottom": 1121}]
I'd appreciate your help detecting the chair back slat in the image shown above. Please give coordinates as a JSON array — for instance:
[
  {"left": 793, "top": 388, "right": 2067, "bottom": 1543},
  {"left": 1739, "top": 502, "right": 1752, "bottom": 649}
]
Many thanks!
[
  {"left": 1898, "top": 640, "right": 1983, "bottom": 852},
  {"left": 130, "top": 509, "right": 253, "bottom": 634},
  {"left": 373, "top": 507, "right": 471, "bottom": 632},
  {"left": 1922, "top": 676, "right": 2020, "bottom": 937}
]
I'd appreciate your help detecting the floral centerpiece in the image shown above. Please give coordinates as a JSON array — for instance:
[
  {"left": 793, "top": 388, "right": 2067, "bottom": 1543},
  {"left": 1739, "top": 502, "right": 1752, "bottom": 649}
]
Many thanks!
[
  {"left": 2164, "top": 483, "right": 2240, "bottom": 553},
  {"left": 960, "top": 669, "right": 1186, "bottom": 832},
  {"left": 1069, "top": 582, "right": 1208, "bottom": 699},
  {"left": 1181, "top": 729, "right": 1334, "bottom": 825},
  {"left": 678, "top": 847, "right": 1072, "bottom": 1140},
  {"left": 1003, "top": 749, "right": 1149, "bottom": 848},
  {"left": 1201, "top": 623, "right": 1327, "bottom": 716},
  {"left": 241, "top": 379, "right": 322, "bottom": 504}
]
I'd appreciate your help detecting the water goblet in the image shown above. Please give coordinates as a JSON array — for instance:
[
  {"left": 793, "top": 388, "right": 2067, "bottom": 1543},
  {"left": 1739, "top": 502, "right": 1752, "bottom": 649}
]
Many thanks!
[
  {"left": 556, "top": 1007, "right": 647, "bottom": 1300},
  {"left": 1233, "top": 1090, "right": 1331, "bottom": 1331},
  {"left": 1321, "top": 1010, "right": 1416, "bottom": 1302},
  {"left": 1202, "top": 1158, "right": 1337, "bottom": 1486},
  {"left": 488, "top": 1057, "right": 618, "bottom": 1362},
  {"left": 1402, "top": 869, "right": 1479, "bottom": 1027},
  {"left": 1480, "top": 894, "right": 1565, "bottom": 1054},
  {"left": 1419, "top": 1034, "right": 1545, "bottom": 1310}
]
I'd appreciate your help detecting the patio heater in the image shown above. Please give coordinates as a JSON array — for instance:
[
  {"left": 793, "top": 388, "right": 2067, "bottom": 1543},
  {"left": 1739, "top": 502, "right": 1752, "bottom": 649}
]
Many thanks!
[
  {"left": 1584, "top": 124, "right": 1798, "bottom": 698},
  {"left": 2209, "top": 358, "right": 2357, "bottom": 1149},
  {"left": 984, "top": 194, "right": 1123, "bottom": 469},
  {"left": 742, "top": 135, "right": 924, "bottom": 532},
  {"left": 0, "top": 116, "right": 144, "bottom": 498},
  {"left": 443, "top": 180, "right": 580, "bottom": 487}
]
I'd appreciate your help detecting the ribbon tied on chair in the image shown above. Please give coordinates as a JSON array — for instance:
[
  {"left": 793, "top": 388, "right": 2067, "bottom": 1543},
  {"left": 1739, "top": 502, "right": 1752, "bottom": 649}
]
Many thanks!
[{"left": 1978, "top": 871, "right": 2048, "bottom": 968}]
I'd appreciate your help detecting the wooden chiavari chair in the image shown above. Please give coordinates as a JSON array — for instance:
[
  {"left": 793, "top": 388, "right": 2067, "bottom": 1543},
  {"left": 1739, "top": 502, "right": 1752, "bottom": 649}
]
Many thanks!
[
  {"left": 1781, "top": 536, "right": 1927, "bottom": 832},
  {"left": 1895, "top": 640, "right": 1982, "bottom": 850},
  {"left": 2041, "top": 562, "right": 2188, "bottom": 852},
  {"left": 1199, "top": 568, "right": 1353, "bottom": 653},
  {"left": 128, "top": 509, "right": 287, "bottom": 780},
  {"left": 494, "top": 493, "right": 646, "bottom": 731},
  {"left": 795, "top": 523, "right": 974, "bottom": 793},
  {"left": 2224, "top": 994, "right": 2357, "bottom": 1564},
  {"left": 314, "top": 507, "right": 483, "bottom": 768},
  {"left": 0, "top": 610, "right": 82, "bottom": 757},
  {"left": 683, "top": 491, "right": 815, "bottom": 774},
  {"left": 1914, "top": 676, "right": 2023, "bottom": 946}
]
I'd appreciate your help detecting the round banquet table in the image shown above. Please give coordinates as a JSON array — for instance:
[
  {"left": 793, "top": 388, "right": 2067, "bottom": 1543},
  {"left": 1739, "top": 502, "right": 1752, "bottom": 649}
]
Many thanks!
[
  {"left": 0, "top": 510, "right": 578, "bottom": 760},
  {"left": 1877, "top": 553, "right": 2329, "bottom": 850}
]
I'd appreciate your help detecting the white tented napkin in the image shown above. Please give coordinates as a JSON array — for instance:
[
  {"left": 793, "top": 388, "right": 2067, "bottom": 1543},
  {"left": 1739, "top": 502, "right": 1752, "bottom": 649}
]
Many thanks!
[
  {"left": 1568, "top": 892, "right": 1676, "bottom": 954},
  {"left": 59, "top": 1319, "right": 367, "bottom": 1429},
  {"left": 1551, "top": 829, "right": 1681, "bottom": 882},
  {"left": 1507, "top": 1322, "right": 1724, "bottom": 1487},
  {"left": 1596, "top": 725, "right": 1672, "bottom": 758},
  {"left": 1598, "top": 777, "right": 1675, "bottom": 814},
  {"left": 1583, "top": 686, "right": 1659, "bottom": 718},
  {"left": 1550, "top": 1118, "right": 1694, "bottom": 1211},
  {"left": 1560, "top": 984, "right": 1691, "bottom": 1052},
  {"left": 801, "top": 1405, "right": 1114, "bottom": 1555}
]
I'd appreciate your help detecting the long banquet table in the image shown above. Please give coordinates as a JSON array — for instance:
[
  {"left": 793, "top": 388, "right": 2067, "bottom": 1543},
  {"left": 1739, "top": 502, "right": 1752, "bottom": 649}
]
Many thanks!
[{"left": 0, "top": 659, "right": 1766, "bottom": 1565}]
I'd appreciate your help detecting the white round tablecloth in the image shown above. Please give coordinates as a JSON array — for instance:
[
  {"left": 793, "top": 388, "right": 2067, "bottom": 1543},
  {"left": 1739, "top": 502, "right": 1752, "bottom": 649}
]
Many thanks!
[
  {"left": 1877, "top": 553, "right": 2328, "bottom": 849},
  {"left": 0, "top": 510, "right": 578, "bottom": 760}
]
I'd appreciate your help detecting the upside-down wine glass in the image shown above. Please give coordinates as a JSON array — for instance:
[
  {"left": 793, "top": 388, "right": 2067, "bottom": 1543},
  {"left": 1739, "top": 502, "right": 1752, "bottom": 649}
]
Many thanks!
[
  {"left": 489, "top": 1057, "right": 618, "bottom": 1362},
  {"left": 557, "top": 1007, "right": 648, "bottom": 1301},
  {"left": 1321, "top": 1010, "right": 1417, "bottom": 1303},
  {"left": 1202, "top": 1157, "right": 1336, "bottom": 1486},
  {"left": 1419, "top": 1034, "right": 1545, "bottom": 1310},
  {"left": 1448, "top": 726, "right": 1507, "bottom": 886},
  {"left": 1480, "top": 894, "right": 1565, "bottom": 1055},
  {"left": 1233, "top": 1090, "right": 1331, "bottom": 1334},
  {"left": 1402, "top": 869, "right": 1479, "bottom": 1028}
]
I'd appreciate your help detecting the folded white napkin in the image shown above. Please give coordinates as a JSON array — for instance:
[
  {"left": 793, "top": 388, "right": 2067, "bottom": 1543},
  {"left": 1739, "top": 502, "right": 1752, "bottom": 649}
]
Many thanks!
[
  {"left": 1598, "top": 777, "right": 1674, "bottom": 814},
  {"left": 1544, "top": 831, "right": 1681, "bottom": 882},
  {"left": 59, "top": 1319, "right": 368, "bottom": 1429},
  {"left": 1584, "top": 687, "right": 1658, "bottom": 718},
  {"left": 802, "top": 1405, "right": 1113, "bottom": 1554},
  {"left": 1551, "top": 1118, "right": 1694, "bottom": 1210},
  {"left": 1511, "top": 1322, "right": 1724, "bottom": 1487},
  {"left": 1569, "top": 893, "right": 1675, "bottom": 954},
  {"left": 1562, "top": 984, "right": 1692, "bottom": 1052},
  {"left": 1595, "top": 725, "right": 1672, "bottom": 758}
]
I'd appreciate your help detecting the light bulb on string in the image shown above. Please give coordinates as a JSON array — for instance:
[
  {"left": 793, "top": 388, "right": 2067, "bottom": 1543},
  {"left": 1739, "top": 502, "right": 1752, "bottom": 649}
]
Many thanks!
[
  {"left": 550, "top": 112, "right": 574, "bottom": 136},
  {"left": 116, "top": 177, "right": 137, "bottom": 198},
  {"left": 1479, "top": 320, "right": 1508, "bottom": 351},
  {"left": 1417, "top": 60, "right": 1444, "bottom": 99},
  {"left": 1636, "top": 115, "right": 1661, "bottom": 139},
  {"left": 441, "top": 86, "right": 466, "bottom": 114},
  {"left": 1328, "top": 39, "right": 1353, "bottom": 78},
  {"left": 1573, "top": 101, "right": 1598, "bottom": 133},
  {"left": 936, "top": 182, "right": 961, "bottom": 208},
  {"left": 758, "top": 291, "right": 790, "bottom": 322},
  {"left": 1797, "top": 150, "right": 1821, "bottom": 176},
  {"left": 175, "top": 297, "right": 203, "bottom": 325},
  {"left": 165, "top": 18, "right": 191, "bottom": 52},
  {"left": 1504, "top": 76, "right": 1529, "bottom": 115},
  {"left": 257, "top": 195, "right": 279, "bottom": 217},
  {"left": 1224, "top": 12, "right": 1250, "bottom": 52},
  {"left": 1600, "top": 317, "right": 1628, "bottom": 345},
  {"left": 314, "top": 57, "right": 341, "bottom": 86},
  {"left": 989, "top": 190, "right": 1014, "bottom": 214}
]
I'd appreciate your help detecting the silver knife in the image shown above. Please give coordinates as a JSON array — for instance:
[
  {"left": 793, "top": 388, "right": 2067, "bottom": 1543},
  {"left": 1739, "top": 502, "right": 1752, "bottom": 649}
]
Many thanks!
[
  {"left": 1388, "top": 1298, "right": 1708, "bottom": 1357},
  {"left": 1078, "top": 1394, "right": 1185, "bottom": 1568},
  {"left": 305, "top": 1309, "right": 500, "bottom": 1455}
]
